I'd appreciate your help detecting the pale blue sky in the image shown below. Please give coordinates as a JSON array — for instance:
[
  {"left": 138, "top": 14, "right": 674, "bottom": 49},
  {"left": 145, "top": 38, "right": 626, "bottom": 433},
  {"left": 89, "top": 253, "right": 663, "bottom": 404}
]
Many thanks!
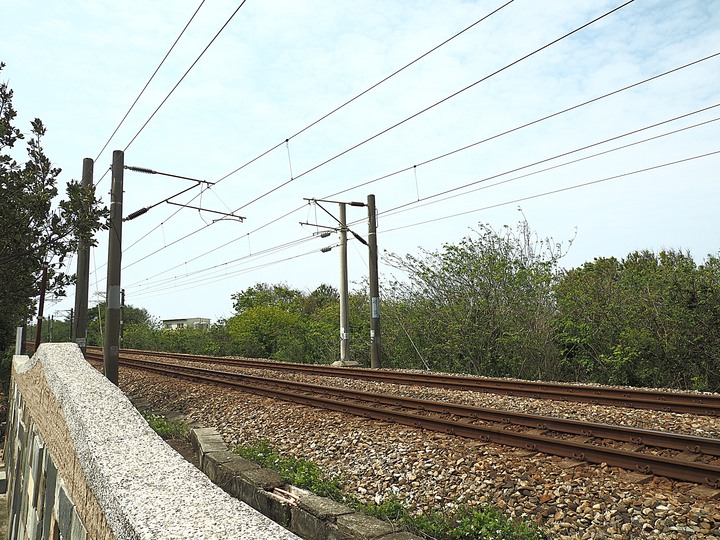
[{"left": 3, "top": 0, "right": 719, "bottom": 321}]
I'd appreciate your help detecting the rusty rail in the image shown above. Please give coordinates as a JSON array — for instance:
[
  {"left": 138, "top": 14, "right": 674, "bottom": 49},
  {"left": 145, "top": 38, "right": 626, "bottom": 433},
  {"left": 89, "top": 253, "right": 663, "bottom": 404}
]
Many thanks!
[
  {"left": 86, "top": 351, "right": 720, "bottom": 488},
  {"left": 97, "top": 346, "right": 720, "bottom": 416}
]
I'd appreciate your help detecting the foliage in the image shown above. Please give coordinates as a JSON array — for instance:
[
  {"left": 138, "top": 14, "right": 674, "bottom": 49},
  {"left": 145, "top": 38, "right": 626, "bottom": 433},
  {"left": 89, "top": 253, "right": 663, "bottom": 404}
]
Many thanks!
[
  {"left": 554, "top": 249, "right": 720, "bottom": 390},
  {"left": 361, "top": 496, "right": 548, "bottom": 540},
  {"left": 382, "top": 221, "right": 567, "bottom": 379},
  {"left": 236, "top": 440, "right": 546, "bottom": 539},
  {"left": 141, "top": 411, "right": 188, "bottom": 440},
  {"left": 224, "top": 283, "right": 365, "bottom": 364},
  {"left": 0, "top": 62, "right": 106, "bottom": 351},
  {"left": 235, "top": 439, "right": 344, "bottom": 499},
  {"left": 85, "top": 302, "right": 156, "bottom": 347},
  {"left": 231, "top": 282, "right": 303, "bottom": 313}
]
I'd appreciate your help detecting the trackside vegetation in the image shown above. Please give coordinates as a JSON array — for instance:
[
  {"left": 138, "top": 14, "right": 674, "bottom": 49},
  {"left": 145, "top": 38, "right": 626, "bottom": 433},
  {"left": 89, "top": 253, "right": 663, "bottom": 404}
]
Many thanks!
[
  {"left": 235, "top": 440, "right": 548, "bottom": 540},
  {"left": 33, "top": 220, "right": 720, "bottom": 393}
]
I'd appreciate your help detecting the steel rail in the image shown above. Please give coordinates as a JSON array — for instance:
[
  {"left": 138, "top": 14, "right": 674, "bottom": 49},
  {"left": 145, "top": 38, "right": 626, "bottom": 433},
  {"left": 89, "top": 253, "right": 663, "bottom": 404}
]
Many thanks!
[
  {"left": 105, "top": 346, "right": 720, "bottom": 416},
  {"left": 90, "top": 352, "right": 720, "bottom": 487}
]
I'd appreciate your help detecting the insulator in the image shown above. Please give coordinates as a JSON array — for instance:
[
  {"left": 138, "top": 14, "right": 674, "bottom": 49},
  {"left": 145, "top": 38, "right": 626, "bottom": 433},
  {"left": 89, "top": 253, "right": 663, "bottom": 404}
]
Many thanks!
[{"left": 124, "top": 207, "right": 150, "bottom": 221}]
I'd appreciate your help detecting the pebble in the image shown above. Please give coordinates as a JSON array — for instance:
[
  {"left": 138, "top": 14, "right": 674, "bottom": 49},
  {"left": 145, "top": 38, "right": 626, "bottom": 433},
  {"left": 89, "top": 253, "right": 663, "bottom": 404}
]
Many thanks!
[{"left": 121, "top": 359, "right": 720, "bottom": 539}]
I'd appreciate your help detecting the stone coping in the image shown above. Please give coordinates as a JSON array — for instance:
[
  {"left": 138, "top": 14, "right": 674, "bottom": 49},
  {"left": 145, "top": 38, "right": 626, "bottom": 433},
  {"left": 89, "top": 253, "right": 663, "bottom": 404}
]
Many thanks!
[
  {"left": 191, "top": 427, "right": 422, "bottom": 540},
  {"left": 12, "top": 343, "right": 300, "bottom": 539}
]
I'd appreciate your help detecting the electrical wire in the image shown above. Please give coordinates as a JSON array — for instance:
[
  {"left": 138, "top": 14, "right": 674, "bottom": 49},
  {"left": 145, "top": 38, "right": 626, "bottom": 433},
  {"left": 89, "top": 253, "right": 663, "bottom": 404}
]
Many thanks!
[
  {"left": 327, "top": 52, "right": 720, "bottom": 201},
  {"left": 381, "top": 149, "right": 720, "bottom": 234},
  {"left": 112, "top": 1, "right": 639, "bottom": 277},
  {"left": 112, "top": 73, "right": 720, "bottom": 290},
  {"left": 95, "top": 0, "right": 248, "bottom": 188},
  {"left": 94, "top": 0, "right": 207, "bottom": 163},
  {"left": 227, "top": 1, "right": 635, "bottom": 214},
  {"left": 127, "top": 233, "right": 318, "bottom": 291},
  {"left": 102, "top": 1, "right": 519, "bottom": 271},
  {"left": 131, "top": 245, "right": 334, "bottom": 298},
  {"left": 213, "top": 0, "right": 516, "bottom": 185},
  {"left": 375, "top": 107, "right": 720, "bottom": 221},
  {"left": 118, "top": 108, "right": 719, "bottom": 295}
]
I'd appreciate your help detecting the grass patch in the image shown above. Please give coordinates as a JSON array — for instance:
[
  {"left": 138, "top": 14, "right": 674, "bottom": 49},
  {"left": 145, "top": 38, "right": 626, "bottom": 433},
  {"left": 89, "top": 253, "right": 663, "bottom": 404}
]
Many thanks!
[
  {"left": 235, "top": 439, "right": 344, "bottom": 499},
  {"left": 359, "top": 495, "right": 549, "bottom": 539},
  {"left": 141, "top": 411, "right": 188, "bottom": 440},
  {"left": 235, "top": 440, "right": 548, "bottom": 539}
]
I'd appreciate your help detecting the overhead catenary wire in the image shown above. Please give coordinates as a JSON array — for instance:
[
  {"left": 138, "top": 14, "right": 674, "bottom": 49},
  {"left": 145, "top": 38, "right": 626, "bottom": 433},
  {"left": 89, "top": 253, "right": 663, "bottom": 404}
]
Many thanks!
[
  {"left": 372, "top": 105, "right": 720, "bottom": 222},
  {"left": 119, "top": 111, "right": 719, "bottom": 295},
  {"left": 226, "top": 1, "right": 635, "bottom": 214},
  {"left": 127, "top": 233, "right": 318, "bottom": 291},
  {"left": 381, "top": 149, "right": 720, "bottom": 234},
  {"left": 94, "top": 0, "right": 207, "bottom": 164},
  {"left": 113, "top": 1, "right": 640, "bottom": 275},
  {"left": 111, "top": 63, "right": 720, "bottom": 292},
  {"left": 106, "top": 1, "right": 519, "bottom": 270},
  {"left": 131, "top": 244, "right": 337, "bottom": 298},
  {"left": 94, "top": 0, "right": 248, "bottom": 188},
  {"left": 213, "top": 0, "right": 516, "bottom": 185},
  {"left": 327, "top": 52, "right": 720, "bottom": 201}
]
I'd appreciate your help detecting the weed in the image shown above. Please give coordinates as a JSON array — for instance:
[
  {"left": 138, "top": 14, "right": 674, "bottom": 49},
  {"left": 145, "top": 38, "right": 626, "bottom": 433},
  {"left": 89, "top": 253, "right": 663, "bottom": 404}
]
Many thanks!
[
  {"left": 235, "top": 440, "right": 548, "bottom": 539},
  {"left": 141, "top": 411, "right": 187, "bottom": 440},
  {"left": 235, "top": 439, "right": 344, "bottom": 499}
]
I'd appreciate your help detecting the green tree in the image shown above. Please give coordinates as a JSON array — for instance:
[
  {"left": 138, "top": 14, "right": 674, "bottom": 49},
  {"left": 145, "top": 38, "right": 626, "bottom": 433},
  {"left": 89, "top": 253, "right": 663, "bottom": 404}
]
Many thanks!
[
  {"left": 0, "top": 62, "right": 106, "bottom": 351},
  {"left": 226, "top": 283, "right": 358, "bottom": 363},
  {"left": 231, "top": 282, "right": 303, "bottom": 313},
  {"left": 86, "top": 302, "right": 155, "bottom": 347},
  {"left": 554, "top": 249, "right": 720, "bottom": 390},
  {"left": 383, "top": 221, "right": 566, "bottom": 378}
]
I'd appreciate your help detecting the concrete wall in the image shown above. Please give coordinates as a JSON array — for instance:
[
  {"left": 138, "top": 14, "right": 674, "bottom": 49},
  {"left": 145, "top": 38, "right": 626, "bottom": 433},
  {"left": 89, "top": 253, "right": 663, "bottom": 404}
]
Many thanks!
[
  {"left": 3, "top": 343, "right": 300, "bottom": 540},
  {"left": 191, "top": 428, "right": 422, "bottom": 540}
]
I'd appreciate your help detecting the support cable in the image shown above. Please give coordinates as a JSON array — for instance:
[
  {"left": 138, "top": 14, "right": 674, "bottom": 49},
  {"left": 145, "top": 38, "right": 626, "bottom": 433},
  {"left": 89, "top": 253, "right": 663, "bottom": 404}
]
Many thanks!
[{"left": 94, "top": 0, "right": 207, "bottom": 163}]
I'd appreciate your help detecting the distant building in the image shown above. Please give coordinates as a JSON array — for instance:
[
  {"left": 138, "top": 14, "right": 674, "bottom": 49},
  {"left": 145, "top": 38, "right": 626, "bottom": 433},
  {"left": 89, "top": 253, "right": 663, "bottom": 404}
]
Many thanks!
[{"left": 162, "top": 317, "right": 211, "bottom": 330}]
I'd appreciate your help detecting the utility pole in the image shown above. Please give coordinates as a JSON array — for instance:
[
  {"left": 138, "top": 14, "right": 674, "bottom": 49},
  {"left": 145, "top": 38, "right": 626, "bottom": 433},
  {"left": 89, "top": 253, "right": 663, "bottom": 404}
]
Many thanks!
[
  {"left": 367, "top": 194, "right": 381, "bottom": 368},
  {"left": 338, "top": 203, "right": 350, "bottom": 362},
  {"left": 120, "top": 288, "right": 126, "bottom": 348},
  {"left": 34, "top": 264, "right": 48, "bottom": 351},
  {"left": 73, "top": 157, "right": 93, "bottom": 355},
  {"left": 69, "top": 308, "right": 74, "bottom": 341},
  {"left": 103, "top": 150, "right": 124, "bottom": 385}
]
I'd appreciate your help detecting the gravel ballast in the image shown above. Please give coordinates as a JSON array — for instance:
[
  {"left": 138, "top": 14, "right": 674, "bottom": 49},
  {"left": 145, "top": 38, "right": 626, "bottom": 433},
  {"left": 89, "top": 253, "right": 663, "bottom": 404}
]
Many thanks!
[{"left": 120, "top": 359, "right": 720, "bottom": 539}]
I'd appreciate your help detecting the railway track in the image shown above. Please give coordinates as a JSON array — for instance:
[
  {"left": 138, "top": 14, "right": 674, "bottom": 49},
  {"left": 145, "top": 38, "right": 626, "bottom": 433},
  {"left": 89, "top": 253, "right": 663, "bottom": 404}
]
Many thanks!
[
  {"left": 85, "top": 350, "right": 720, "bottom": 488},
  {"left": 87, "top": 346, "right": 720, "bottom": 416}
]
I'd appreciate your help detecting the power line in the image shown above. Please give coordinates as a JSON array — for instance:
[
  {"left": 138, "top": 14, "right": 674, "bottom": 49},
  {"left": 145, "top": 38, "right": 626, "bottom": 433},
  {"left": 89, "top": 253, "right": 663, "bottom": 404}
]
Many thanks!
[
  {"left": 123, "top": 0, "right": 248, "bottom": 153},
  {"left": 114, "top": 0, "right": 637, "bottom": 275},
  {"left": 376, "top": 106, "right": 720, "bottom": 221},
  {"left": 94, "top": 0, "right": 207, "bottom": 163},
  {"left": 107, "top": 1, "right": 519, "bottom": 268},
  {"left": 381, "top": 149, "right": 720, "bottom": 233},
  {"left": 227, "top": 1, "right": 635, "bottom": 214},
  {"left": 114, "top": 52, "right": 720, "bottom": 285},
  {"left": 327, "top": 52, "right": 720, "bottom": 200},
  {"left": 213, "top": 0, "right": 516, "bottom": 185},
  {"left": 95, "top": 0, "right": 249, "bottom": 187},
  {"left": 123, "top": 109, "right": 719, "bottom": 295},
  {"left": 126, "top": 233, "right": 318, "bottom": 291},
  {"left": 131, "top": 244, "right": 331, "bottom": 299}
]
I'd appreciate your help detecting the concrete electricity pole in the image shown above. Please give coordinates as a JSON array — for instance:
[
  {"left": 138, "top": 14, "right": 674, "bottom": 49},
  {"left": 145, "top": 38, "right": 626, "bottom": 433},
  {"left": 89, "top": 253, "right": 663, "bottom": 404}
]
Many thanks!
[
  {"left": 339, "top": 203, "right": 350, "bottom": 362},
  {"left": 73, "top": 157, "right": 93, "bottom": 355},
  {"left": 302, "top": 196, "right": 381, "bottom": 367},
  {"left": 367, "top": 194, "right": 381, "bottom": 368},
  {"left": 103, "top": 150, "right": 124, "bottom": 385}
]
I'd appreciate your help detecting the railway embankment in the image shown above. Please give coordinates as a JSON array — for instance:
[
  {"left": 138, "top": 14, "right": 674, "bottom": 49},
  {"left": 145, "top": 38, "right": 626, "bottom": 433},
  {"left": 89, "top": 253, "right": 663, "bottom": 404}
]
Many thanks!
[{"left": 118, "top": 351, "right": 720, "bottom": 539}]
